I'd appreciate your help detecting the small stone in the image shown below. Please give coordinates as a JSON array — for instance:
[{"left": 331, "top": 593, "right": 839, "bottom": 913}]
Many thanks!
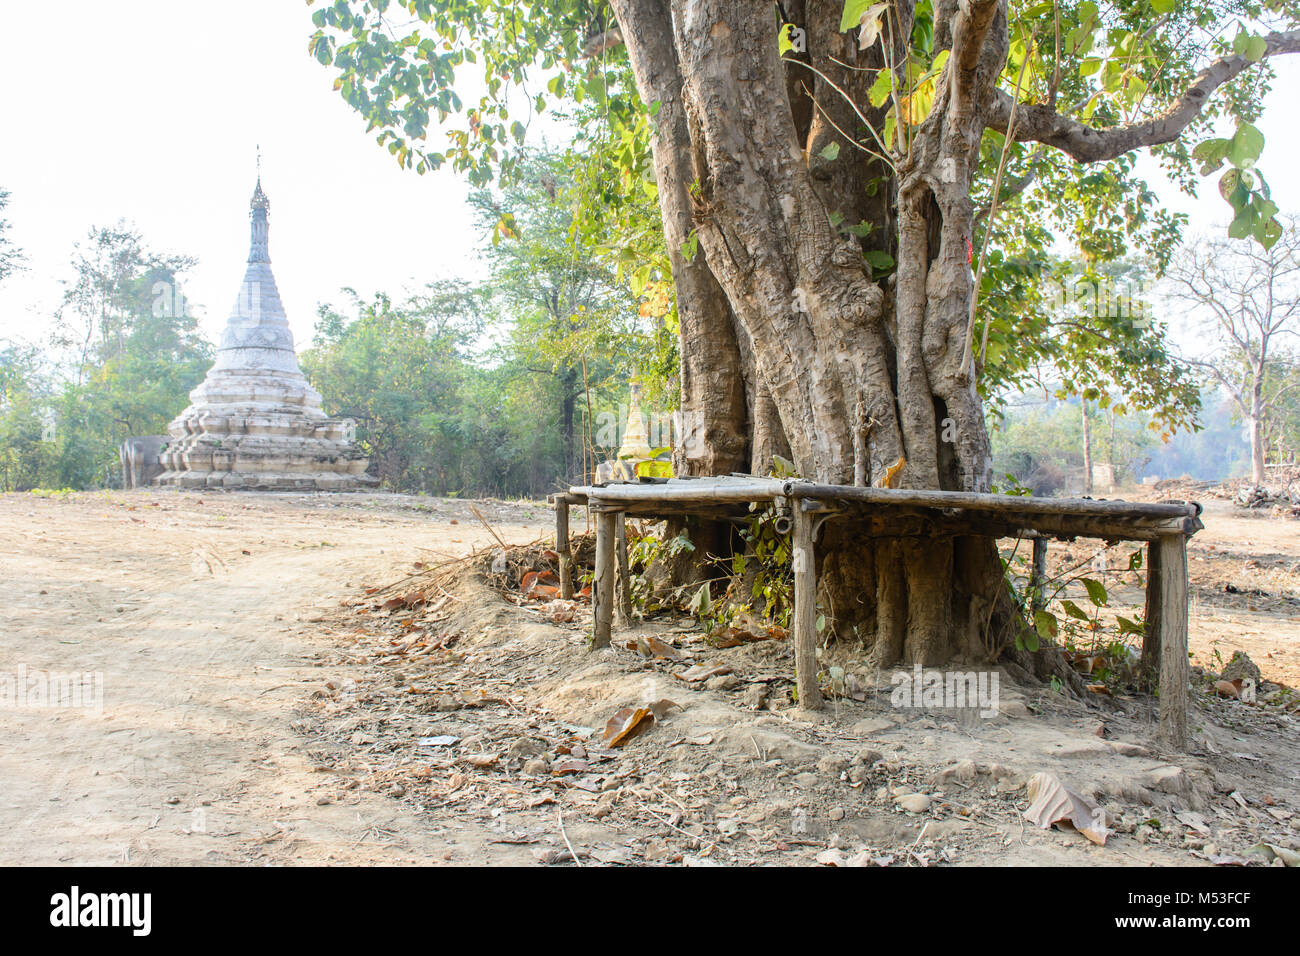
[
  {"left": 522, "top": 758, "right": 549, "bottom": 776},
  {"left": 853, "top": 748, "right": 884, "bottom": 767},
  {"left": 939, "top": 759, "right": 978, "bottom": 784},
  {"left": 817, "top": 754, "right": 849, "bottom": 776},
  {"left": 999, "top": 700, "right": 1031, "bottom": 718},
  {"left": 742, "top": 683, "right": 770, "bottom": 710},
  {"left": 828, "top": 807, "right": 846, "bottom": 822},
  {"left": 644, "top": 839, "right": 676, "bottom": 862},
  {"left": 317, "top": 795, "right": 333, "bottom": 805},
  {"left": 791, "top": 772, "right": 818, "bottom": 789},
  {"left": 507, "top": 736, "right": 548, "bottom": 759},
  {"left": 848, "top": 766, "right": 871, "bottom": 785},
  {"left": 705, "top": 674, "right": 741, "bottom": 691},
  {"left": 895, "top": 793, "right": 932, "bottom": 814}
]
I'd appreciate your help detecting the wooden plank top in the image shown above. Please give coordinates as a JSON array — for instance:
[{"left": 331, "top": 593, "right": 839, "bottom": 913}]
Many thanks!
[{"left": 565, "top": 475, "right": 1201, "bottom": 525}]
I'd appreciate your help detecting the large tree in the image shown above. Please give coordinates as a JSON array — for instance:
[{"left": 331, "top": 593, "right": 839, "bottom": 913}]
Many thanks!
[{"left": 309, "top": 0, "right": 1298, "bottom": 666}]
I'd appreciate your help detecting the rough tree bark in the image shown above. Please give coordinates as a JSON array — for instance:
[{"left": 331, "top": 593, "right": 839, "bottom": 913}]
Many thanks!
[{"left": 606, "top": 0, "right": 1299, "bottom": 666}]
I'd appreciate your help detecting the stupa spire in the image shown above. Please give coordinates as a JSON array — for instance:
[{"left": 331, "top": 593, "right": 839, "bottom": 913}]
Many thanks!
[{"left": 248, "top": 175, "right": 270, "bottom": 263}]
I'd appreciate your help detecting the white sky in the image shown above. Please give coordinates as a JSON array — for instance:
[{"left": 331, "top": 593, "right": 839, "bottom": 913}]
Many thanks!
[
  {"left": 0, "top": 0, "right": 484, "bottom": 352},
  {"left": 0, "top": 2, "right": 1297, "bottom": 356}
]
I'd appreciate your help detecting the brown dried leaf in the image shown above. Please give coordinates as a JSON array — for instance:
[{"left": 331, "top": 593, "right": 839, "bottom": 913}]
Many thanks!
[
  {"left": 647, "top": 698, "right": 682, "bottom": 720},
  {"left": 644, "top": 634, "right": 686, "bottom": 658},
  {"left": 675, "top": 664, "right": 733, "bottom": 683},
  {"left": 1023, "top": 771, "right": 1112, "bottom": 846},
  {"left": 551, "top": 758, "right": 590, "bottom": 775},
  {"left": 601, "top": 706, "right": 654, "bottom": 747},
  {"left": 1214, "top": 679, "right": 1243, "bottom": 699}
]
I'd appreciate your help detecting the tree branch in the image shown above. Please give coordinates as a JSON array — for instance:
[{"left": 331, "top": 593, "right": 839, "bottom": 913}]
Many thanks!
[{"left": 987, "top": 28, "right": 1300, "bottom": 163}]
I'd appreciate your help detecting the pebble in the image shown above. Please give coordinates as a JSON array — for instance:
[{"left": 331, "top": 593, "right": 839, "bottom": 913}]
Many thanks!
[
  {"left": 895, "top": 793, "right": 932, "bottom": 814},
  {"left": 828, "top": 807, "right": 846, "bottom": 821},
  {"left": 817, "top": 754, "right": 849, "bottom": 776}
]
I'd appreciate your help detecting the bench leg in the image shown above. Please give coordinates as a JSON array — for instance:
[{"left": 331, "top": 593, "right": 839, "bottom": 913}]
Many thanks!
[
  {"left": 1156, "top": 534, "right": 1189, "bottom": 749},
  {"left": 792, "top": 505, "right": 823, "bottom": 709},
  {"left": 615, "top": 514, "right": 633, "bottom": 626},
  {"left": 592, "top": 510, "right": 616, "bottom": 649},
  {"left": 1141, "top": 539, "right": 1162, "bottom": 686},
  {"left": 1030, "top": 536, "right": 1048, "bottom": 612},
  {"left": 555, "top": 498, "right": 573, "bottom": 600}
]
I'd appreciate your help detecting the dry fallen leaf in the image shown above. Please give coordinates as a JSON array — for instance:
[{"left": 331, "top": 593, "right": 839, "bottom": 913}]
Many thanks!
[
  {"left": 642, "top": 635, "right": 687, "bottom": 661},
  {"left": 675, "top": 663, "right": 733, "bottom": 683},
  {"left": 1214, "top": 679, "right": 1243, "bottom": 699},
  {"left": 1023, "top": 771, "right": 1112, "bottom": 846},
  {"left": 602, "top": 706, "right": 653, "bottom": 747}
]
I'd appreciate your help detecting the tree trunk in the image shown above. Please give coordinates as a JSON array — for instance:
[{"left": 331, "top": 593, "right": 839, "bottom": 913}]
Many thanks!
[
  {"left": 561, "top": 373, "right": 577, "bottom": 486},
  {"left": 611, "top": 0, "right": 1020, "bottom": 666},
  {"left": 1250, "top": 368, "right": 1266, "bottom": 485},
  {"left": 1081, "top": 397, "right": 1093, "bottom": 494}
]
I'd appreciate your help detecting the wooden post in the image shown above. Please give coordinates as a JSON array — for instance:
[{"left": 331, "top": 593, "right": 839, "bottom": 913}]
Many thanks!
[
  {"left": 1156, "top": 534, "right": 1189, "bottom": 749},
  {"left": 614, "top": 513, "right": 633, "bottom": 626},
  {"left": 792, "top": 504, "right": 823, "bottom": 709},
  {"left": 1140, "top": 539, "right": 1162, "bottom": 686},
  {"left": 555, "top": 497, "right": 573, "bottom": 600},
  {"left": 592, "top": 509, "right": 616, "bottom": 649},
  {"left": 1029, "top": 536, "right": 1048, "bottom": 612}
]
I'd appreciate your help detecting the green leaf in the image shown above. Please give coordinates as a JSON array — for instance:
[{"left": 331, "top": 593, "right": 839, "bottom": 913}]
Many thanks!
[
  {"left": 1150, "top": 0, "right": 1176, "bottom": 12},
  {"left": 1128, "top": 549, "right": 1143, "bottom": 572},
  {"left": 1034, "top": 609, "right": 1059, "bottom": 640},
  {"left": 864, "top": 250, "right": 895, "bottom": 272},
  {"left": 1061, "top": 599, "right": 1090, "bottom": 621},
  {"left": 778, "top": 22, "right": 799, "bottom": 56},
  {"left": 839, "top": 0, "right": 877, "bottom": 32},
  {"left": 680, "top": 231, "right": 699, "bottom": 262},
  {"left": 1081, "top": 577, "right": 1108, "bottom": 606},
  {"left": 819, "top": 141, "right": 841, "bottom": 161},
  {"left": 1116, "top": 615, "right": 1144, "bottom": 636},
  {"left": 688, "top": 583, "right": 711, "bottom": 616},
  {"left": 1256, "top": 214, "right": 1283, "bottom": 249},
  {"left": 1228, "top": 123, "right": 1265, "bottom": 168},
  {"left": 868, "top": 68, "right": 894, "bottom": 108}
]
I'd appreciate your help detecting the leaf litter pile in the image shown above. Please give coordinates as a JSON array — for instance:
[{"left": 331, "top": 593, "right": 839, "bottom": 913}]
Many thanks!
[{"left": 293, "top": 532, "right": 1300, "bottom": 867}]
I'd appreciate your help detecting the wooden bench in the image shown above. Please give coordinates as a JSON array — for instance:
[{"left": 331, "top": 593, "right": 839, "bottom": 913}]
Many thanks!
[{"left": 552, "top": 476, "right": 1202, "bottom": 749}]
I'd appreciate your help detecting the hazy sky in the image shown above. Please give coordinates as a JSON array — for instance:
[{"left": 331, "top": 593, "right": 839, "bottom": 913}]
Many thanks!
[{"left": 1, "top": 1, "right": 1297, "bottom": 355}]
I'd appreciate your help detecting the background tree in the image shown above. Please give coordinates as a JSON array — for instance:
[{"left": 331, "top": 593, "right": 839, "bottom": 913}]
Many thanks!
[
  {"left": 310, "top": 0, "right": 1300, "bottom": 667},
  {"left": 1166, "top": 220, "right": 1300, "bottom": 484},
  {"left": 3, "top": 225, "right": 212, "bottom": 490},
  {"left": 469, "top": 149, "right": 644, "bottom": 483},
  {"left": 0, "top": 187, "right": 25, "bottom": 283}
]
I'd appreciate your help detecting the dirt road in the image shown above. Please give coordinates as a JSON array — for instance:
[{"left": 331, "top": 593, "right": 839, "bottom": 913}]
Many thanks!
[
  {"left": 1, "top": 489, "right": 1296, "bottom": 866},
  {"left": 0, "top": 490, "right": 556, "bottom": 865}
]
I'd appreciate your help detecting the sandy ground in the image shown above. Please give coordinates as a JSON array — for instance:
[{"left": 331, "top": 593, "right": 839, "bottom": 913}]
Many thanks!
[
  {"left": 0, "top": 489, "right": 563, "bottom": 865},
  {"left": 1, "top": 489, "right": 1296, "bottom": 866}
]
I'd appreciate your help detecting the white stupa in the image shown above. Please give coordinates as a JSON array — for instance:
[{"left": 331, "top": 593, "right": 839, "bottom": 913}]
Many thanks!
[{"left": 155, "top": 178, "right": 370, "bottom": 490}]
